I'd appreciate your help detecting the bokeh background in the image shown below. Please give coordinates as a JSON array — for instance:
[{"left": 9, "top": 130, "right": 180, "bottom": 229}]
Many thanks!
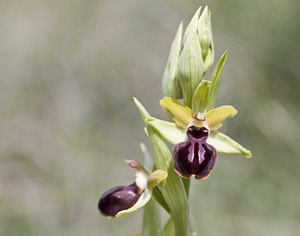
[{"left": 0, "top": 0, "right": 300, "bottom": 235}]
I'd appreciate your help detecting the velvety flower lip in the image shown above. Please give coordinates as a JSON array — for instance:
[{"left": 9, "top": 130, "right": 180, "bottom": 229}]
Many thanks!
[
  {"left": 173, "top": 124, "right": 217, "bottom": 180},
  {"left": 98, "top": 183, "right": 141, "bottom": 217},
  {"left": 97, "top": 159, "right": 167, "bottom": 218}
]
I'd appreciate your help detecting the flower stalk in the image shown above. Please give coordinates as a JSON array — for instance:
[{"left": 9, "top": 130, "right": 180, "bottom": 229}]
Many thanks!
[{"left": 97, "top": 6, "right": 251, "bottom": 236}]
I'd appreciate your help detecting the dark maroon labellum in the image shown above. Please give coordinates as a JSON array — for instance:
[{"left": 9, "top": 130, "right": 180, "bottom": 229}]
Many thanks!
[
  {"left": 98, "top": 183, "right": 141, "bottom": 217},
  {"left": 172, "top": 126, "right": 217, "bottom": 180}
]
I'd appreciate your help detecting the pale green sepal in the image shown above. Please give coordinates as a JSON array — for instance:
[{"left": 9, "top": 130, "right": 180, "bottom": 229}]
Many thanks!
[
  {"left": 207, "top": 51, "right": 227, "bottom": 110},
  {"left": 147, "top": 170, "right": 168, "bottom": 189},
  {"left": 160, "top": 97, "right": 194, "bottom": 128},
  {"left": 178, "top": 30, "right": 203, "bottom": 107},
  {"left": 198, "top": 6, "right": 214, "bottom": 73},
  {"left": 161, "top": 218, "right": 175, "bottom": 236},
  {"left": 142, "top": 198, "right": 161, "bottom": 236},
  {"left": 147, "top": 118, "right": 186, "bottom": 144},
  {"left": 192, "top": 80, "right": 211, "bottom": 113},
  {"left": 162, "top": 22, "right": 183, "bottom": 99},
  {"left": 146, "top": 125, "right": 188, "bottom": 236},
  {"left": 133, "top": 97, "right": 151, "bottom": 121},
  {"left": 116, "top": 188, "right": 152, "bottom": 217},
  {"left": 183, "top": 6, "right": 201, "bottom": 45},
  {"left": 207, "top": 131, "right": 252, "bottom": 157},
  {"left": 140, "top": 142, "right": 153, "bottom": 173},
  {"left": 206, "top": 105, "right": 237, "bottom": 130}
]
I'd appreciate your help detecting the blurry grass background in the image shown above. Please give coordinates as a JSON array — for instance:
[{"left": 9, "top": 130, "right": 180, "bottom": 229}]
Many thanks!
[{"left": 0, "top": 0, "right": 300, "bottom": 235}]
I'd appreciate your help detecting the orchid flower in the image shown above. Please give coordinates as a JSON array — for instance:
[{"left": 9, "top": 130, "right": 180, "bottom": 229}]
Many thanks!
[{"left": 98, "top": 160, "right": 167, "bottom": 217}]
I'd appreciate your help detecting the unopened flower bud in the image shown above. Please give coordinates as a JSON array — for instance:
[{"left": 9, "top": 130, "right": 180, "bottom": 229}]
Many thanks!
[{"left": 197, "top": 6, "right": 214, "bottom": 74}]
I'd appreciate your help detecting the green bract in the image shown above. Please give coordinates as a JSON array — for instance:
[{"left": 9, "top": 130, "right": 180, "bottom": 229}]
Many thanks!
[
  {"left": 207, "top": 51, "right": 228, "bottom": 110},
  {"left": 198, "top": 6, "right": 214, "bottom": 74},
  {"left": 162, "top": 6, "right": 215, "bottom": 108},
  {"left": 162, "top": 22, "right": 183, "bottom": 100},
  {"left": 134, "top": 98, "right": 189, "bottom": 236},
  {"left": 178, "top": 30, "right": 203, "bottom": 107}
]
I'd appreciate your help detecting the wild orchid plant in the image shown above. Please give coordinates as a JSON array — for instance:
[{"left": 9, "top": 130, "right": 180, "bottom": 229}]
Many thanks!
[{"left": 98, "top": 6, "right": 252, "bottom": 236}]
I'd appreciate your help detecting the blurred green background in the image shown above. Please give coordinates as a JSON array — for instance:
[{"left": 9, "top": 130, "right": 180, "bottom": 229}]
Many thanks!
[{"left": 0, "top": 0, "right": 299, "bottom": 235}]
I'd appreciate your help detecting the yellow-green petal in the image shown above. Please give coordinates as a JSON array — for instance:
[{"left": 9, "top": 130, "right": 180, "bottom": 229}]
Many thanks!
[
  {"left": 206, "top": 105, "right": 237, "bottom": 130},
  {"left": 147, "top": 170, "right": 168, "bottom": 190},
  {"left": 207, "top": 131, "right": 252, "bottom": 157},
  {"left": 160, "top": 97, "right": 194, "bottom": 128}
]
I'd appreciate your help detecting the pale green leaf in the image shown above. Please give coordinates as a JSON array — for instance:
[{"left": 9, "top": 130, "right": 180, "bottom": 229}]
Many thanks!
[
  {"left": 147, "top": 118, "right": 186, "bottom": 144},
  {"left": 160, "top": 97, "right": 194, "bottom": 128},
  {"left": 192, "top": 80, "right": 211, "bottom": 114},
  {"left": 147, "top": 170, "right": 168, "bottom": 189},
  {"left": 178, "top": 31, "right": 203, "bottom": 107},
  {"left": 146, "top": 125, "right": 188, "bottom": 236},
  {"left": 207, "top": 131, "right": 252, "bottom": 157},
  {"left": 206, "top": 105, "right": 237, "bottom": 130},
  {"left": 207, "top": 51, "right": 227, "bottom": 110},
  {"left": 162, "top": 22, "right": 183, "bottom": 99},
  {"left": 134, "top": 97, "right": 188, "bottom": 236}
]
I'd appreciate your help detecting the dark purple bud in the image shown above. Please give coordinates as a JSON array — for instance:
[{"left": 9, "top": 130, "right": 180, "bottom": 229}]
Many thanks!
[
  {"left": 173, "top": 126, "right": 217, "bottom": 180},
  {"left": 98, "top": 183, "right": 141, "bottom": 217}
]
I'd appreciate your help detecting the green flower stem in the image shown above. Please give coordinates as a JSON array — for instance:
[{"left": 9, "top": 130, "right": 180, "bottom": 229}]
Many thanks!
[
  {"left": 142, "top": 198, "right": 161, "bottom": 236},
  {"left": 189, "top": 208, "right": 200, "bottom": 236},
  {"left": 161, "top": 217, "right": 175, "bottom": 236},
  {"left": 182, "top": 178, "right": 191, "bottom": 197}
]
